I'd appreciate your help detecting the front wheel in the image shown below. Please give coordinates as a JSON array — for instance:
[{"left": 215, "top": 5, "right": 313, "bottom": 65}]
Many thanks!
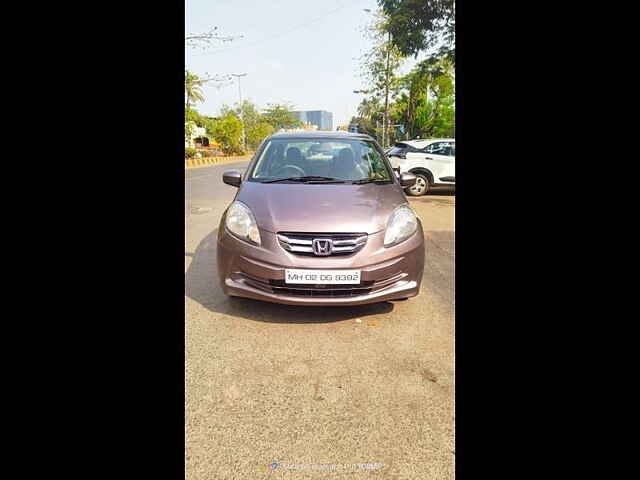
[{"left": 405, "top": 174, "right": 430, "bottom": 196}]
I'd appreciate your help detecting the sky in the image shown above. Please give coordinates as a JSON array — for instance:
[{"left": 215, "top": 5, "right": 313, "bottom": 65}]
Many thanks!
[{"left": 185, "top": 0, "right": 421, "bottom": 128}]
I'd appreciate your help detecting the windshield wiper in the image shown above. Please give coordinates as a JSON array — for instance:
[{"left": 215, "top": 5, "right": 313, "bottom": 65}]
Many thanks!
[
  {"left": 261, "top": 176, "right": 346, "bottom": 183},
  {"left": 351, "top": 178, "right": 392, "bottom": 184}
]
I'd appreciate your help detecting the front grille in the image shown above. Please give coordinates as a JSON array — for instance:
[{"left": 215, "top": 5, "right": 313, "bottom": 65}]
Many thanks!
[
  {"left": 270, "top": 279, "right": 374, "bottom": 297},
  {"left": 277, "top": 232, "right": 367, "bottom": 256},
  {"left": 236, "top": 271, "right": 405, "bottom": 298},
  {"left": 272, "top": 287, "right": 373, "bottom": 297}
]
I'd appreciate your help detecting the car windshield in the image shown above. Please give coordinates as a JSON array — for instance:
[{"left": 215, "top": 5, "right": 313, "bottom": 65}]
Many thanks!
[{"left": 248, "top": 138, "right": 393, "bottom": 183}]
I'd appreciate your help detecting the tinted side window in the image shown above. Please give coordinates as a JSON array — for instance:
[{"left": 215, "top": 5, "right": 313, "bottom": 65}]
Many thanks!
[
  {"left": 393, "top": 143, "right": 424, "bottom": 153},
  {"left": 388, "top": 147, "right": 406, "bottom": 156},
  {"left": 425, "top": 142, "right": 454, "bottom": 156},
  {"left": 424, "top": 142, "right": 441, "bottom": 154}
]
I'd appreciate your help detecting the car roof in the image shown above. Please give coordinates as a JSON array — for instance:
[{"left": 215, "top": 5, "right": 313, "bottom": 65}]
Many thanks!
[
  {"left": 268, "top": 131, "right": 375, "bottom": 141},
  {"left": 397, "top": 138, "right": 455, "bottom": 147}
]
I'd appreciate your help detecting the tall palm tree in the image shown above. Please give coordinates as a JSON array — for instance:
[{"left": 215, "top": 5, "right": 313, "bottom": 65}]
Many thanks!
[
  {"left": 357, "top": 97, "right": 382, "bottom": 123},
  {"left": 185, "top": 70, "right": 205, "bottom": 111}
]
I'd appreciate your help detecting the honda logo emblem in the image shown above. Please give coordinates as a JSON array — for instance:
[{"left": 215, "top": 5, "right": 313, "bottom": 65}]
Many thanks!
[{"left": 312, "top": 238, "right": 333, "bottom": 256}]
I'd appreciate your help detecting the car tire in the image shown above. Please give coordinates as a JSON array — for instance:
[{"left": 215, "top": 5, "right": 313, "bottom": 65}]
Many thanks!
[{"left": 405, "top": 174, "right": 430, "bottom": 196}]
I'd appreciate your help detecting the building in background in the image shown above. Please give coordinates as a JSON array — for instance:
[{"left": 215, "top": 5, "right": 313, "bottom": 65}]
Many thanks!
[
  {"left": 292, "top": 110, "right": 333, "bottom": 130},
  {"left": 185, "top": 122, "right": 207, "bottom": 148}
]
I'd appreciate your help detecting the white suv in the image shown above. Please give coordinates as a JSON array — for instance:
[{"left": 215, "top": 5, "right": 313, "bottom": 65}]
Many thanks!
[{"left": 388, "top": 138, "right": 455, "bottom": 196}]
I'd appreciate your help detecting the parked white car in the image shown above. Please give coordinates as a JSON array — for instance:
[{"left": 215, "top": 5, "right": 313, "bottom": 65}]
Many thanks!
[{"left": 387, "top": 138, "right": 455, "bottom": 196}]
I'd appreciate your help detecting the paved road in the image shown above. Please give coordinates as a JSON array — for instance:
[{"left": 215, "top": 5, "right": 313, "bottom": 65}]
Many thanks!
[
  {"left": 185, "top": 162, "right": 455, "bottom": 479},
  {"left": 185, "top": 161, "right": 247, "bottom": 215}
]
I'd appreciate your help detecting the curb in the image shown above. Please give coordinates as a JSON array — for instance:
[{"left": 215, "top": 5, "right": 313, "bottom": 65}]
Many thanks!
[{"left": 185, "top": 154, "right": 253, "bottom": 169}]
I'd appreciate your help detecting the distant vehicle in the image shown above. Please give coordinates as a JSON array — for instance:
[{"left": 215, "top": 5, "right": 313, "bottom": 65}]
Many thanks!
[{"left": 387, "top": 138, "right": 455, "bottom": 196}]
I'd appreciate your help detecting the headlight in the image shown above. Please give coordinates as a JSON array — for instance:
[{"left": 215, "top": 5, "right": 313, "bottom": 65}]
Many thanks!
[
  {"left": 384, "top": 204, "right": 418, "bottom": 247},
  {"left": 225, "top": 201, "right": 261, "bottom": 245}
]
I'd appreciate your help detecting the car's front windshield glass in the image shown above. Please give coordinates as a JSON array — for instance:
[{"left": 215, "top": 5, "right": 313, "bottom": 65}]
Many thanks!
[{"left": 248, "top": 138, "right": 393, "bottom": 183}]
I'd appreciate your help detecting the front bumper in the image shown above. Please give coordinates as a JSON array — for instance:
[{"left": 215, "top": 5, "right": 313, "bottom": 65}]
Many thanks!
[{"left": 217, "top": 224, "right": 425, "bottom": 306}]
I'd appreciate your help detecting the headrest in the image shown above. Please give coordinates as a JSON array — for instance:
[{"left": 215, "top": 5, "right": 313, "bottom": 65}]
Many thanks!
[
  {"left": 286, "top": 147, "right": 303, "bottom": 163},
  {"left": 337, "top": 148, "right": 355, "bottom": 164}
]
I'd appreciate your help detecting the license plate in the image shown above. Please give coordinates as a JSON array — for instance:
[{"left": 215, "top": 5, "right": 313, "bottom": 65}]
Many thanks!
[{"left": 284, "top": 269, "right": 361, "bottom": 285}]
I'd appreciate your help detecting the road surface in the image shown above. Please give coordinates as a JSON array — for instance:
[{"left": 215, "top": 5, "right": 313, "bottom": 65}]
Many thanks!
[{"left": 185, "top": 161, "right": 455, "bottom": 479}]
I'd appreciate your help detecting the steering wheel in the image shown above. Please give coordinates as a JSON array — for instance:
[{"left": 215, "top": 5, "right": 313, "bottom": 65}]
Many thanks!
[{"left": 272, "top": 164, "right": 306, "bottom": 177}]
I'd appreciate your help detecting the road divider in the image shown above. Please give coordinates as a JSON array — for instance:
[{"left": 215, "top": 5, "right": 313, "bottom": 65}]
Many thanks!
[{"left": 185, "top": 153, "right": 253, "bottom": 169}]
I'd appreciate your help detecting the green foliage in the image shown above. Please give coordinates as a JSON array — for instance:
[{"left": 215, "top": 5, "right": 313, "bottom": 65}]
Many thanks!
[
  {"left": 358, "top": 11, "right": 406, "bottom": 146},
  {"left": 185, "top": 147, "right": 197, "bottom": 158},
  {"left": 201, "top": 117, "right": 217, "bottom": 137},
  {"left": 198, "top": 150, "right": 219, "bottom": 158},
  {"left": 262, "top": 103, "right": 302, "bottom": 130},
  {"left": 218, "top": 100, "right": 278, "bottom": 149},
  {"left": 360, "top": 13, "right": 404, "bottom": 96},
  {"left": 247, "top": 121, "right": 275, "bottom": 150},
  {"left": 378, "top": 0, "right": 455, "bottom": 61},
  {"left": 406, "top": 58, "right": 455, "bottom": 138},
  {"left": 352, "top": 4, "right": 455, "bottom": 144},
  {"left": 221, "top": 100, "right": 260, "bottom": 131},
  {"left": 185, "top": 107, "right": 211, "bottom": 128},
  {"left": 351, "top": 115, "right": 380, "bottom": 141},
  {"left": 211, "top": 113, "right": 244, "bottom": 155},
  {"left": 355, "top": 56, "right": 455, "bottom": 142},
  {"left": 185, "top": 70, "right": 206, "bottom": 109},
  {"left": 186, "top": 100, "right": 296, "bottom": 154},
  {"left": 185, "top": 121, "right": 195, "bottom": 146}
]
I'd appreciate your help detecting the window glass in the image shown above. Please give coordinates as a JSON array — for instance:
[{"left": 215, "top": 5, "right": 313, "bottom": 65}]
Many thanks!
[
  {"left": 388, "top": 145, "right": 407, "bottom": 156},
  {"left": 249, "top": 138, "right": 392, "bottom": 181},
  {"left": 425, "top": 142, "right": 454, "bottom": 156}
]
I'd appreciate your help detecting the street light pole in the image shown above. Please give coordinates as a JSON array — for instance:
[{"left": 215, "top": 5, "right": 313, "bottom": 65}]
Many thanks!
[{"left": 231, "top": 73, "right": 247, "bottom": 152}]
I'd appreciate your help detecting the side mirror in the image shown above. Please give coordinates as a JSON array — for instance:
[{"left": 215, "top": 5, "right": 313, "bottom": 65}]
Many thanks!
[
  {"left": 399, "top": 172, "right": 417, "bottom": 187},
  {"left": 223, "top": 170, "right": 242, "bottom": 187}
]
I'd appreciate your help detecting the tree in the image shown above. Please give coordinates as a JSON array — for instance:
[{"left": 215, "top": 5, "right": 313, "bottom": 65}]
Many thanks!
[
  {"left": 262, "top": 103, "right": 302, "bottom": 130},
  {"left": 394, "top": 57, "right": 455, "bottom": 139},
  {"left": 357, "top": 96, "right": 382, "bottom": 122},
  {"left": 185, "top": 70, "right": 205, "bottom": 111},
  {"left": 360, "top": 11, "right": 405, "bottom": 147},
  {"left": 418, "top": 70, "right": 454, "bottom": 137},
  {"left": 210, "top": 113, "right": 243, "bottom": 155},
  {"left": 247, "top": 122, "right": 275, "bottom": 150},
  {"left": 353, "top": 97, "right": 383, "bottom": 140},
  {"left": 378, "top": 0, "right": 455, "bottom": 62},
  {"left": 221, "top": 100, "right": 261, "bottom": 133},
  {"left": 185, "top": 121, "right": 195, "bottom": 146},
  {"left": 185, "top": 106, "right": 207, "bottom": 126},
  {"left": 219, "top": 100, "right": 276, "bottom": 150}
]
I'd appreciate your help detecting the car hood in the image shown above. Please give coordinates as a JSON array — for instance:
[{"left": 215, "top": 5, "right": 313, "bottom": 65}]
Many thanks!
[{"left": 236, "top": 182, "right": 407, "bottom": 234}]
